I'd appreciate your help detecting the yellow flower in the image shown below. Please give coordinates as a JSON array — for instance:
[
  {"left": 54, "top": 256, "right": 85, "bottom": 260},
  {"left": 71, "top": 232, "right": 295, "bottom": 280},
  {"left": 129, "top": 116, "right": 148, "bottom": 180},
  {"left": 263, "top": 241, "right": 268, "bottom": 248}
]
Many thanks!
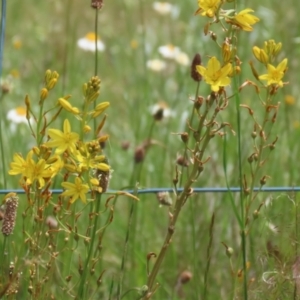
[
  {"left": 195, "top": 0, "right": 221, "bottom": 18},
  {"left": 230, "top": 8, "right": 259, "bottom": 31},
  {"left": 285, "top": 95, "right": 295, "bottom": 106},
  {"left": 61, "top": 177, "right": 90, "bottom": 203},
  {"left": 196, "top": 56, "right": 232, "bottom": 92},
  {"left": 9, "top": 150, "right": 53, "bottom": 188},
  {"left": 26, "top": 155, "right": 53, "bottom": 188},
  {"left": 74, "top": 149, "right": 110, "bottom": 172},
  {"left": 45, "top": 119, "right": 79, "bottom": 154},
  {"left": 259, "top": 58, "right": 288, "bottom": 87},
  {"left": 8, "top": 153, "right": 28, "bottom": 176}
]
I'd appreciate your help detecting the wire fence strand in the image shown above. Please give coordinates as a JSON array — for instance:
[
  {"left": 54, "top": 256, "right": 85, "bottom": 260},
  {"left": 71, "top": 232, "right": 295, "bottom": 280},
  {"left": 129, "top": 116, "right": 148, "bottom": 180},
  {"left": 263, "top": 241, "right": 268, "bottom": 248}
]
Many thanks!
[{"left": 1, "top": 186, "right": 300, "bottom": 195}]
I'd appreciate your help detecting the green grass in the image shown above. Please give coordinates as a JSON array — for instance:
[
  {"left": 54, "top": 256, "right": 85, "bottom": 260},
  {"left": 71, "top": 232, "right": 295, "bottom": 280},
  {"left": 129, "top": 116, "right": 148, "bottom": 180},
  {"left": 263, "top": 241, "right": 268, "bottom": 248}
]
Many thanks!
[{"left": 1, "top": 0, "right": 300, "bottom": 299}]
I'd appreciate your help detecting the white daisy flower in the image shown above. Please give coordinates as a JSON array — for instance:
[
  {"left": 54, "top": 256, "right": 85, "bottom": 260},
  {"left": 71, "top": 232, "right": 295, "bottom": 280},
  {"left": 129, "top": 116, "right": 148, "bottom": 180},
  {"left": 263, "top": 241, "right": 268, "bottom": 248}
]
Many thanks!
[
  {"left": 146, "top": 59, "right": 167, "bottom": 72},
  {"left": 153, "top": 2, "right": 173, "bottom": 15},
  {"left": 7, "top": 106, "right": 28, "bottom": 124},
  {"left": 77, "top": 32, "right": 105, "bottom": 52},
  {"left": 158, "top": 44, "right": 181, "bottom": 59},
  {"left": 175, "top": 51, "right": 190, "bottom": 66},
  {"left": 150, "top": 101, "right": 175, "bottom": 120}
]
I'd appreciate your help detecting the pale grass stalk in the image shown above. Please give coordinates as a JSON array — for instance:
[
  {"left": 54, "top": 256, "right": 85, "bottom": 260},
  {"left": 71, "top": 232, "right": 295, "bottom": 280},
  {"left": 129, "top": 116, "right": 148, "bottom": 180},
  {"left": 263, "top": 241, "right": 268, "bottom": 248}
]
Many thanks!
[
  {"left": 145, "top": 95, "right": 224, "bottom": 296},
  {"left": 203, "top": 213, "right": 215, "bottom": 299}
]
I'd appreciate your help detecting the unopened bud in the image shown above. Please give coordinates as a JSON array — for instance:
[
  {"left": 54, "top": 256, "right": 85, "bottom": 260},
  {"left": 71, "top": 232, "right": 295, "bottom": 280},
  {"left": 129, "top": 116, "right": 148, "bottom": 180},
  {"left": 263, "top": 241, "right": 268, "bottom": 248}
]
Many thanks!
[
  {"left": 253, "top": 210, "right": 259, "bottom": 219},
  {"left": 47, "top": 78, "right": 58, "bottom": 90},
  {"left": 40, "top": 88, "right": 48, "bottom": 103},
  {"left": 260, "top": 176, "right": 267, "bottom": 186},
  {"left": 181, "top": 132, "right": 189, "bottom": 144},
  {"left": 134, "top": 146, "right": 146, "bottom": 164},
  {"left": 226, "top": 247, "right": 234, "bottom": 258},
  {"left": 251, "top": 131, "right": 257, "bottom": 139},
  {"left": 176, "top": 156, "right": 189, "bottom": 167}
]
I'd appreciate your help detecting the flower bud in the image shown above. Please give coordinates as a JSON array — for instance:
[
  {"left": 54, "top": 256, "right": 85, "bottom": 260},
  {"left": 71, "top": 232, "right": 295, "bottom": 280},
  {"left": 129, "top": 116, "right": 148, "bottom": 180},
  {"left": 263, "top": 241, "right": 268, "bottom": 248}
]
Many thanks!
[{"left": 47, "top": 78, "right": 58, "bottom": 90}]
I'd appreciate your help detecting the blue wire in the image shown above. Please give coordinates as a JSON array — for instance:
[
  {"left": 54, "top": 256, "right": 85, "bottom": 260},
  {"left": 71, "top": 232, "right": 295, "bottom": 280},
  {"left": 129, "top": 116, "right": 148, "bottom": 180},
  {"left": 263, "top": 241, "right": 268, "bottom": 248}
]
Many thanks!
[{"left": 0, "top": 186, "right": 300, "bottom": 195}]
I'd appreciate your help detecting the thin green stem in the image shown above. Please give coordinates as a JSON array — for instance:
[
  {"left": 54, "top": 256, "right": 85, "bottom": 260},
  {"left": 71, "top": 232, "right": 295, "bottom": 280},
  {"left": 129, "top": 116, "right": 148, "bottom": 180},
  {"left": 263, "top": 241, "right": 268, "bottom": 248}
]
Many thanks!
[
  {"left": 233, "top": 72, "right": 247, "bottom": 300},
  {"left": 0, "top": 94, "right": 7, "bottom": 188},
  {"left": 77, "top": 193, "right": 102, "bottom": 298}
]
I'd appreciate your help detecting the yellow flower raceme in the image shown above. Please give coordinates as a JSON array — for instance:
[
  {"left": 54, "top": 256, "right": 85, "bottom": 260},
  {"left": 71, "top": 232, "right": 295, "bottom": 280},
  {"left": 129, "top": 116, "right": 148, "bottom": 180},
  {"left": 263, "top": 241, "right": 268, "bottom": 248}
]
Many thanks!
[
  {"left": 195, "top": 0, "right": 221, "bottom": 18},
  {"left": 196, "top": 56, "right": 232, "bottom": 92},
  {"left": 259, "top": 58, "right": 288, "bottom": 87},
  {"left": 229, "top": 8, "right": 259, "bottom": 31},
  {"left": 44, "top": 119, "right": 79, "bottom": 154},
  {"left": 61, "top": 177, "right": 90, "bottom": 203}
]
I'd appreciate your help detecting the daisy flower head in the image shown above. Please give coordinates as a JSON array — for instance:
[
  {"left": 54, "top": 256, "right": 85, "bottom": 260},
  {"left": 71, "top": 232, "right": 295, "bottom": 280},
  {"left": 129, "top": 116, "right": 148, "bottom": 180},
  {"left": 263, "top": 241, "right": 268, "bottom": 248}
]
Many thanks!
[
  {"left": 7, "top": 106, "right": 27, "bottom": 124},
  {"left": 158, "top": 44, "right": 181, "bottom": 59},
  {"left": 153, "top": 2, "right": 178, "bottom": 17},
  {"left": 77, "top": 32, "right": 105, "bottom": 52},
  {"left": 150, "top": 101, "right": 174, "bottom": 121},
  {"left": 175, "top": 51, "right": 190, "bottom": 66},
  {"left": 147, "top": 59, "right": 167, "bottom": 72}
]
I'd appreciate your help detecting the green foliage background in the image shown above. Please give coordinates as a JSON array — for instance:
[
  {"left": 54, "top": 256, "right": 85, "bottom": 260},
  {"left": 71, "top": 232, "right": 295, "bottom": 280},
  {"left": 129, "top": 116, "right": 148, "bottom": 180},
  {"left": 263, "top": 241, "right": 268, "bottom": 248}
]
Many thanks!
[{"left": 1, "top": 0, "right": 300, "bottom": 299}]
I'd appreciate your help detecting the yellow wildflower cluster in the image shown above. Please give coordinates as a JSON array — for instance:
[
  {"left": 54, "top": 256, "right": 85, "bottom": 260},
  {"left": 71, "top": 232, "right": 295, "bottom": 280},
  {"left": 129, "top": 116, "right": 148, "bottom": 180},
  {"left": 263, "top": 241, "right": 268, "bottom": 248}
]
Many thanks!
[
  {"left": 194, "top": 1, "right": 287, "bottom": 93},
  {"left": 8, "top": 71, "right": 110, "bottom": 204}
]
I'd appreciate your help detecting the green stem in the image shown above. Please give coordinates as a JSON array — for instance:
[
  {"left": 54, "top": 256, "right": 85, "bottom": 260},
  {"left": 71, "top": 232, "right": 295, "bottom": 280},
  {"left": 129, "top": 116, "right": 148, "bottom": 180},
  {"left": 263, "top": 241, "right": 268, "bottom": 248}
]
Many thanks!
[
  {"left": 145, "top": 124, "right": 214, "bottom": 294},
  {"left": 0, "top": 94, "right": 7, "bottom": 188},
  {"left": 77, "top": 193, "right": 102, "bottom": 298},
  {"left": 233, "top": 73, "right": 247, "bottom": 300}
]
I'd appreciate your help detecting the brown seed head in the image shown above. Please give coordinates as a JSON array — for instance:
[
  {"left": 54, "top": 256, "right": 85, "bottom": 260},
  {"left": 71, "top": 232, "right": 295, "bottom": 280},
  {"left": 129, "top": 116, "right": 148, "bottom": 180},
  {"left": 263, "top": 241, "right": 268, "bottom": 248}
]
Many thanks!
[
  {"left": 176, "top": 155, "right": 189, "bottom": 167},
  {"left": 191, "top": 53, "right": 202, "bottom": 82},
  {"left": 121, "top": 141, "right": 130, "bottom": 151},
  {"left": 134, "top": 146, "right": 146, "bottom": 163},
  {"left": 91, "top": 0, "right": 104, "bottom": 9},
  {"left": 2, "top": 195, "right": 18, "bottom": 236}
]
